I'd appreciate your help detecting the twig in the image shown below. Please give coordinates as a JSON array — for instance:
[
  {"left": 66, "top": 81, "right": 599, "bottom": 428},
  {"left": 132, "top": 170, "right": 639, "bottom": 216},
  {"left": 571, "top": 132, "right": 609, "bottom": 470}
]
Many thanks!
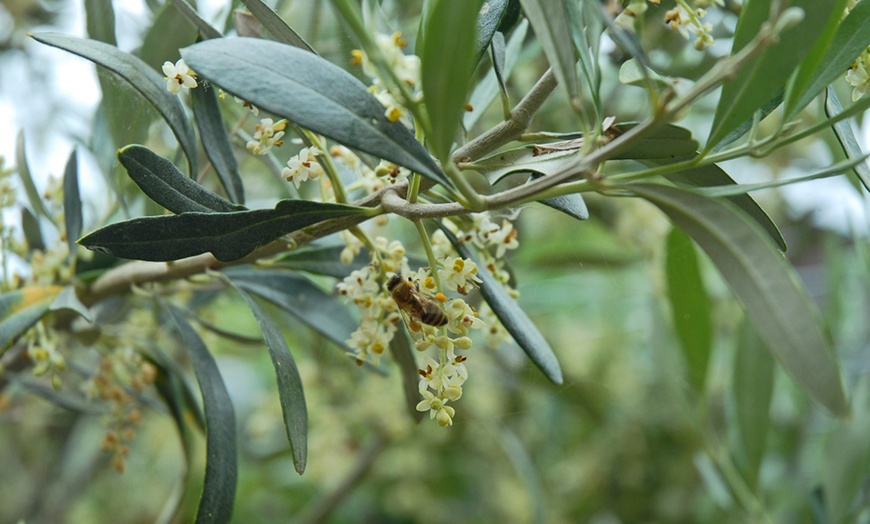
[{"left": 452, "top": 68, "right": 558, "bottom": 163}]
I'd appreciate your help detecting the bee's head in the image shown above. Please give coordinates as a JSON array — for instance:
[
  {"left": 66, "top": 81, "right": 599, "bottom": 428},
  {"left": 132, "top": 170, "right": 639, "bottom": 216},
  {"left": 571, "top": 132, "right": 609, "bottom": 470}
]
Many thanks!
[{"left": 386, "top": 273, "right": 403, "bottom": 291}]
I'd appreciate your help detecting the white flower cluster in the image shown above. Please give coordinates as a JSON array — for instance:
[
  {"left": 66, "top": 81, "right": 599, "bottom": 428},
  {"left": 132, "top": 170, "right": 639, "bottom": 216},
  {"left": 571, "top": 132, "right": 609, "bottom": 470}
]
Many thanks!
[
  {"left": 449, "top": 212, "right": 519, "bottom": 293},
  {"left": 663, "top": 1, "right": 718, "bottom": 51},
  {"left": 337, "top": 264, "right": 400, "bottom": 364},
  {"left": 335, "top": 235, "right": 489, "bottom": 426},
  {"left": 455, "top": 213, "right": 519, "bottom": 259},
  {"left": 351, "top": 32, "right": 421, "bottom": 125},
  {"left": 416, "top": 352, "right": 467, "bottom": 427},
  {"left": 431, "top": 213, "right": 518, "bottom": 350},
  {"left": 411, "top": 265, "right": 484, "bottom": 427}
]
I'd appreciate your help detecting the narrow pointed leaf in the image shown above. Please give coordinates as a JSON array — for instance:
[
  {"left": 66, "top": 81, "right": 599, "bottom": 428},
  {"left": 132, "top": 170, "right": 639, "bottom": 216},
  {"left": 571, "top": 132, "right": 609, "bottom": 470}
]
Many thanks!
[
  {"left": 519, "top": 0, "right": 579, "bottom": 107},
  {"left": 785, "top": 0, "right": 855, "bottom": 119},
  {"left": 170, "top": 0, "right": 223, "bottom": 40},
  {"left": 474, "top": 0, "right": 511, "bottom": 62},
  {"left": 191, "top": 84, "right": 245, "bottom": 204},
  {"left": 665, "top": 227, "right": 711, "bottom": 391},
  {"left": 149, "top": 352, "right": 199, "bottom": 520},
  {"left": 529, "top": 174, "right": 588, "bottom": 221},
  {"left": 119, "top": 145, "right": 240, "bottom": 214},
  {"left": 223, "top": 267, "right": 356, "bottom": 355},
  {"left": 440, "top": 227, "right": 563, "bottom": 384},
  {"left": 15, "top": 131, "right": 52, "bottom": 223},
  {"left": 167, "top": 305, "right": 237, "bottom": 524},
  {"left": 31, "top": 33, "right": 199, "bottom": 173},
  {"left": 79, "top": 200, "right": 370, "bottom": 262},
  {"left": 565, "top": 0, "right": 603, "bottom": 115},
  {"left": 240, "top": 0, "right": 316, "bottom": 53},
  {"left": 662, "top": 162, "right": 786, "bottom": 252},
  {"left": 707, "top": 1, "right": 839, "bottom": 149},
  {"left": 181, "top": 38, "right": 447, "bottom": 187},
  {"left": 465, "top": 18, "right": 527, "bottom": 131},
  {"left": 0, "top": 287, "right": 63, "bottom": 353},
  {"left": 225, "top": 282, "right": 308, "bottom": 474},
  {"left": 732, "top": 320, "right": 774, "bottom": 491},
  {"left": 538, "top": 193, "right": 589, "bottom": 221},
  {"left": 148, "top": 344, "right": 206, "bottom": 432},
  {"left": 21, "top": 208, "right": 44, "bottom": 252},
  {"left": 490, "top": 31, "right": 508, "bottom": 98},
  {"left": 421, "top": 0, "right": 485, "bottom": 162},
  {"left": 63, "top": 149, "right": 83, "bottom": 254},
  {"left": 631, "top": 183, "right": 846, "bottom": 416},
  {"left": 826, "top": 87, "right": 870, "bottom": 192}
]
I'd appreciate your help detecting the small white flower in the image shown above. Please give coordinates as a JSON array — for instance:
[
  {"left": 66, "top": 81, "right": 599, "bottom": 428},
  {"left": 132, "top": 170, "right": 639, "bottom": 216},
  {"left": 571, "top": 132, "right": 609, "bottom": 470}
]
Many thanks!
[
  {"left": 415, "top": 390, "right": 456, "bottom": 426},
  {"left": 439, "top": 257, "right": 482, "bottom": 294},
  {"left": 337, "top": 267, "right": 380, "bottom": 306},
  {"left": 489, "top": 221, "right": 519, "bottom": 258},
  {"left": 246, "top": 118, "right": 286, "bottom": 156},
  {"left": 162, "top": 59, "right": 197, "bottom": 94},
  {"left": 446, "top": 299, "right": 485, "bottom": 336},
  {"left": 847, "top": 59, "right": 870, "bottom": 101},
  {"left": 282, "top": 146, "right": 324, "bottom": 188}
]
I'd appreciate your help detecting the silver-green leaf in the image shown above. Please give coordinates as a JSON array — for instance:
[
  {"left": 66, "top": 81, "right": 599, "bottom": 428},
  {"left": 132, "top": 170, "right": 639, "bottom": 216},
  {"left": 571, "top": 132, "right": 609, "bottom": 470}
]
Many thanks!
[{"left": 631, "top": 183, "right": 846, "bottom": 416}]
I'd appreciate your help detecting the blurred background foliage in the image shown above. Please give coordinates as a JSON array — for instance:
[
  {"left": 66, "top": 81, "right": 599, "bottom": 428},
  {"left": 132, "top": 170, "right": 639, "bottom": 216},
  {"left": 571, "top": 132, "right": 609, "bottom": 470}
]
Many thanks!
[{"left": 1, "top": 0, "right": 870, "bottom": 522}]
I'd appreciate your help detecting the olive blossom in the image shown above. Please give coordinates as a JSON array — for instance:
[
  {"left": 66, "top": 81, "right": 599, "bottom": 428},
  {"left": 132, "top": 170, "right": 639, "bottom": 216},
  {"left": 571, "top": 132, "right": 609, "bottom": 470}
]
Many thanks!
[{"left": 162, "top": 59, "right": 197, "bottom": 94}]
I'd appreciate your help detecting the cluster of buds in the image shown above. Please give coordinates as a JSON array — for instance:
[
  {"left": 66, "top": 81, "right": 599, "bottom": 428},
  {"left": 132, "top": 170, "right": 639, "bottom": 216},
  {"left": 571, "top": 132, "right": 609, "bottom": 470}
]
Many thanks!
[
  {"left": 351, "top": 32, "right": 421, "bottom": 125},
  {"left": 86, "top": 350, "right": 156, "bottom": 473},
  {"left": 663, "top": 1, "right": 716, "bottom": 51},
  {"left": 246, "top": 118, "right": 286, "bottom": 156},
  {"left": 445, "top": 212, "right": 519, "bottom": 296}
]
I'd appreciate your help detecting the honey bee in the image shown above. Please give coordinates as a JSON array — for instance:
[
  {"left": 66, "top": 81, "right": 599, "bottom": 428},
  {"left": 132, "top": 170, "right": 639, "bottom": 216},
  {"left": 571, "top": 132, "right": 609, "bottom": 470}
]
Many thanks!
[{"left": 387, "top": 273, "right": 448, "bottom": 329}]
